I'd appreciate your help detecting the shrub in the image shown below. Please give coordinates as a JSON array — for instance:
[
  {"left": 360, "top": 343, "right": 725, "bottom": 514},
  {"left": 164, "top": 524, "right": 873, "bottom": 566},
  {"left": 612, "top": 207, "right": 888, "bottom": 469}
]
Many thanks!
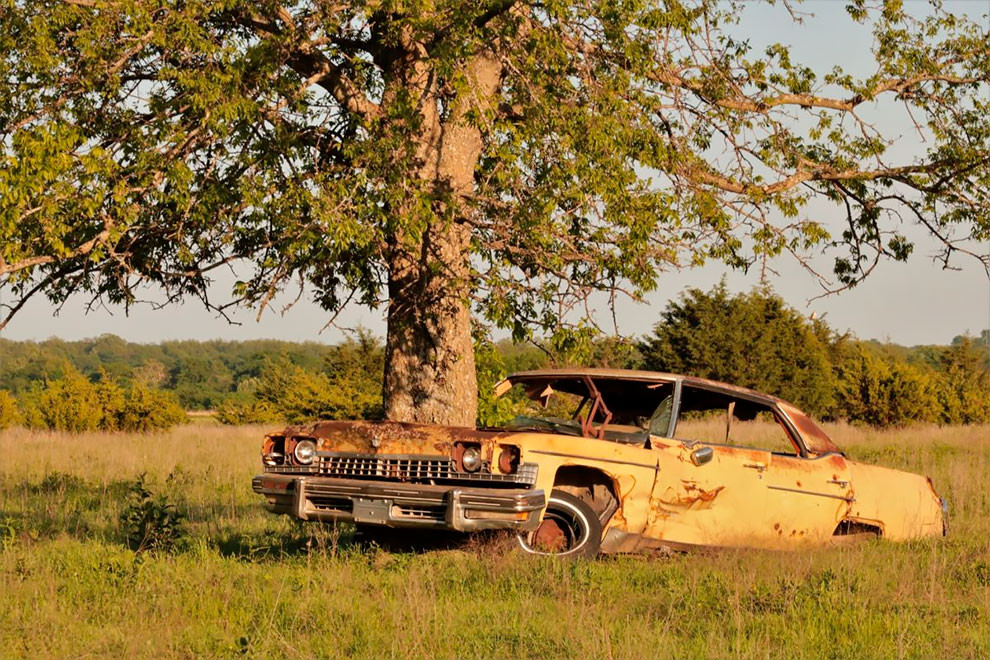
[
  {"left": 934, "top": 338, "right": 990, "bottom": 424},
  {"left": 114, "top": 384, "right": 187, "bottom": 432},
  {"left": 253, "top": 363, "right": 382, "bottom": 422},
  {"left": 94, "top": 375, "right": 126, "bottom": 429},
  {"left": 475, "top": 333, "right": 522, "bottom": 427},
  {"left": 33, "top": 367, "right": 105, "bottom": 432},
  {"left": 833, "top": 344, "right": 943, "bottom": 426},
  {"left": 120, "top": 475, "right": 186, "bottom": 554},
  {"left": 637, "top": 281, "right": 988, "bottom": 428},
  {"left": 0, "top": 390, "right": 21, "bottom": 429},
  {"left": 639, "top": 281, "right": 837, "bottom": 417},
  {"left": 215, "top": 399, "right": 281, "bottom": 425},
  {"left": 19, "top": 365, "right": 186, "bottom": 433},
  {"left": 16, "top": 399, "right": 45, "bottom": 430},
  {"left": 215, "top": 330, "right": 386, "bottom": 425}
]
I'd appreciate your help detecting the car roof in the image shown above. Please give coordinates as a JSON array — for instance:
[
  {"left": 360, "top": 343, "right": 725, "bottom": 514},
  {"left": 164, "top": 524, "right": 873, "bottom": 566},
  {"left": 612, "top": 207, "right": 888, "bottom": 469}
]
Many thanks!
[{"left": 504, "top": 368, "right": 787, "bottom": 407}]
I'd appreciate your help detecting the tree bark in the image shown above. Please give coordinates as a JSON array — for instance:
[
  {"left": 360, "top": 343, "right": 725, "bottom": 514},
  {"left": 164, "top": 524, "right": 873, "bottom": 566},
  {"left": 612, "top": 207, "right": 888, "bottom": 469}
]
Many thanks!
[
  {"left": 384, "top": 223, "right": 478, "bottom": 426},
  {"left": 382, "top": 52, "right": 501, "bottom": 426}
]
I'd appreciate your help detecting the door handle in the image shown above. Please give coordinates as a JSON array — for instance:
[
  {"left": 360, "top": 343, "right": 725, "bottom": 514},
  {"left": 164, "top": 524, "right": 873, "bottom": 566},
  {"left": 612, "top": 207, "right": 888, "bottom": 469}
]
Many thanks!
[
  {"left": 827, "top": 479, "right": 849, "bottom": 487},
  {"left": 743, "top": 462, "right": 766, "bottom": 472}
]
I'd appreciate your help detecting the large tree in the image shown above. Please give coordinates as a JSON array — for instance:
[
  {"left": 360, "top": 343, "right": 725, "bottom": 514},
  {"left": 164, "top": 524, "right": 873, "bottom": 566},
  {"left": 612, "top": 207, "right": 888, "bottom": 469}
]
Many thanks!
[{"left": 1, "top": 0, "right": 987, "bottom": 425}]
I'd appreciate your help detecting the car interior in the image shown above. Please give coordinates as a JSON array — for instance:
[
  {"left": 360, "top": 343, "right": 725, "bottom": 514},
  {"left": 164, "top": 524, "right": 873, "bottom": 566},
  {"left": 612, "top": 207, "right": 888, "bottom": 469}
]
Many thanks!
[{"left": 501, "top": 376, "right": 801, "bottom": 455}]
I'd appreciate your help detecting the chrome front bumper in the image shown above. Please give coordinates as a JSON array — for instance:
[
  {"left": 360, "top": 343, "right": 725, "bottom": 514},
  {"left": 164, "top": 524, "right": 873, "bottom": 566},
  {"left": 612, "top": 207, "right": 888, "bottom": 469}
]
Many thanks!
[{"left": 252, "top": 474, "right": 546, "bottom": 532}]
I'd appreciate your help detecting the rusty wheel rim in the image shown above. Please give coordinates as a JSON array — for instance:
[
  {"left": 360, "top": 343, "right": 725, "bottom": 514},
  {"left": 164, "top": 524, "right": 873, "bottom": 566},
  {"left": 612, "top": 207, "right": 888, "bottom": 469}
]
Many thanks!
[
  {"left": 518, "top": 502, "right": 589, "bottom": 556},
  {"left": 532, "top": 517, "right": 569, "bottom": 552}
]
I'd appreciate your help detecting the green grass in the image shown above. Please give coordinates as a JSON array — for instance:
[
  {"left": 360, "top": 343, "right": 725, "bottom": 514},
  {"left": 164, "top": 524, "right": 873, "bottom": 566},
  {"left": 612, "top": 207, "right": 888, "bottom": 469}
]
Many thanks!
[{"left": 1, "top": 423, "right": 988, "bottom": 659}]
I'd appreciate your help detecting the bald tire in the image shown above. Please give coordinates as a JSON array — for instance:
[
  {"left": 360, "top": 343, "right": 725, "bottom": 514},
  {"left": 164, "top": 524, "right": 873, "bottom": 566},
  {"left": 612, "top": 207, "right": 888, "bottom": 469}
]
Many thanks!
[{"left": 517, "top": 489, "right": 602, "bottom": 558}]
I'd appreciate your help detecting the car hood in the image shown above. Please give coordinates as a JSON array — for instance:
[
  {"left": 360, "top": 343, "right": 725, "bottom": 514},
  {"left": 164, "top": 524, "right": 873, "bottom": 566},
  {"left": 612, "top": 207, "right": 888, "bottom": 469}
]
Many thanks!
[{"left": 274, "top": 420, "right": 511, "bottom": 457}]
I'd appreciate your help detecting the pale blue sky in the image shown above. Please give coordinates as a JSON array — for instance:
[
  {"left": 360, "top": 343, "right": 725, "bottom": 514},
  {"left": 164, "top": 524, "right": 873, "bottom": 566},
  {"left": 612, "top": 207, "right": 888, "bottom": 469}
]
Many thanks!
[{"left": 1, "top": 0, "right": 987, "bottom": 347}]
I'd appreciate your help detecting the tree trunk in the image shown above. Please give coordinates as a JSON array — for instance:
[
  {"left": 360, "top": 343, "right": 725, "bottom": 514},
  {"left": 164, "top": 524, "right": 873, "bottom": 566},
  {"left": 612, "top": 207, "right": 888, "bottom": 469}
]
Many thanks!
[
  {"left": 384, "top": 223, "right": 477, "bottom": 426},
  {"left": 382, "top": 53, "right": 501, "bottom": 427}
]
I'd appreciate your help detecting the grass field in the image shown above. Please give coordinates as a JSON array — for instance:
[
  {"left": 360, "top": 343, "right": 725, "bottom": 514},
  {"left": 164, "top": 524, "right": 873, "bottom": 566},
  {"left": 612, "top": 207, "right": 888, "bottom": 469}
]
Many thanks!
[{"left": 0, "top": 423, "right": 988, "bottom": 659}]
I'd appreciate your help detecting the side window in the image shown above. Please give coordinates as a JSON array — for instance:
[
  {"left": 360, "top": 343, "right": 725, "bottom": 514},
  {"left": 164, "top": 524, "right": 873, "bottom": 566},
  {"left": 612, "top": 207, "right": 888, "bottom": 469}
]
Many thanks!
[{"left": 672, "top": 386, "right": 799, "bottom": 455}]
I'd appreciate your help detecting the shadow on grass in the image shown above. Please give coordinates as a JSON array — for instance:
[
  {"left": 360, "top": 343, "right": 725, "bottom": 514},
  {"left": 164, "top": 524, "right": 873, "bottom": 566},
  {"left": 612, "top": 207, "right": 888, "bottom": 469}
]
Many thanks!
[
  {"left": 209, "top": 523, "right": 506, "bottom": 560},
  {"left": 0, "top": 472, "right": 136, "bottom": 544},
  {"left": 211, "top": 523, "right": 359, "bottom": 560},
  {"left": 0, "top": 470, "right": 511, "bottom": 560},
  {"left": 181, "top": 503, "right": 272, "bottom": 523}
]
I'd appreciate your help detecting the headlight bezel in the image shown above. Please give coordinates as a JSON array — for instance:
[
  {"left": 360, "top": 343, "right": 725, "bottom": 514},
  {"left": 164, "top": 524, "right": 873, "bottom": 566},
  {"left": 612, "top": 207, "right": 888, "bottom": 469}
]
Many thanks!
[
  {"left": 461, "top": 446, "right": 482, "bottom": 472},
  {"left": 497, "top": 445, "right": 520, "bottom": 474},
  {"left": 292, "top": 438, "right": 317, "bottom": 465},
  {"left": 262, "top": 435, "right": 286, "bottom": 466},
  {"left": 453, "top": 441, "right": 485, "bottom": 473}
]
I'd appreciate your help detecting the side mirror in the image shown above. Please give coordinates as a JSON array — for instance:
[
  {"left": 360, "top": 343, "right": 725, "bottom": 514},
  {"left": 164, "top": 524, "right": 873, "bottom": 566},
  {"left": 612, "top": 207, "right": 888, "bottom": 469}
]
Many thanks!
[{"left": 691, "top": 446, "right": 714, "bottom": 466}]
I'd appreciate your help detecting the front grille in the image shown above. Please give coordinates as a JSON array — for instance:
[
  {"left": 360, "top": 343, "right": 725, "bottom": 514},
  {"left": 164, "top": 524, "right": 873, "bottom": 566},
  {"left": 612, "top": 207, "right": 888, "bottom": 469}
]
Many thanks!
[
  {"left": 300, "top": 452, "right": 539, "bottom": 486},
  {"left": 266, "top": 465, "right": 319, "bottom": 474},
  {"left": 322, "top": 455, "right": 452, "bottom": 481},
  {"left": 309, "top": 497, "right": 353, "bottom": 513}
]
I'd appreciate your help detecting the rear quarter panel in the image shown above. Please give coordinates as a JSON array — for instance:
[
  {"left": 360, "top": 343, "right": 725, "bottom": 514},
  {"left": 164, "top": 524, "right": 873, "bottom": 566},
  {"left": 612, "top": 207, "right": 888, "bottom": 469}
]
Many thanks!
[{"left": 846, "top": 461, "right": 944, "bottom": 539}]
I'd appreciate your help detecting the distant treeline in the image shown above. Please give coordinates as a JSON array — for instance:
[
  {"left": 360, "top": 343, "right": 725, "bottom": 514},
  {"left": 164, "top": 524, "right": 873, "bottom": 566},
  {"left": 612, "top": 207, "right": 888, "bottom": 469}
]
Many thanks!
[
  {"left": 0, "top": 283, "right": 987, "bottom": 432},
  {"left": 637, "top": 283, "right": 990, "bottom": 428},
  {"left": 0, "top": 336, "right": 332, "bottom": 409}
]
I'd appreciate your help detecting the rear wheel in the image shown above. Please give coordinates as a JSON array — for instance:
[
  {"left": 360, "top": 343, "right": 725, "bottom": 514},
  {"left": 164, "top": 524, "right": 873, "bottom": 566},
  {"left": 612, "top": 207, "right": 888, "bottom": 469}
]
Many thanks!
[{"left": 517, "top": 489, "right": 602, "bottom": 558}]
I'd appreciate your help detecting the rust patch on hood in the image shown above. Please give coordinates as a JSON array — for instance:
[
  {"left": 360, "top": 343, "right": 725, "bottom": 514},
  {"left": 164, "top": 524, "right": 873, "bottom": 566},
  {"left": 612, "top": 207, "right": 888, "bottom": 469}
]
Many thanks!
[{"left": 279, "top": 420, "right": 512, "bottom": 456}]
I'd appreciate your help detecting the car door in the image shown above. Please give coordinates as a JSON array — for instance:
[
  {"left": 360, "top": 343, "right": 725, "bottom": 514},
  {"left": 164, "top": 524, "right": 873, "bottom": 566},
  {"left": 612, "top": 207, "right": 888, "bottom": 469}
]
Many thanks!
[
  {"left": 645, "top": 381, "right": 844, "bottom": 549},
  {"left": 642, "top": 380, "right": 775, "bottom": 548},
  {"left": 763, "top": 451, "right": 854, "bottom": 545},
  {"left": 647, "top": 439, "right": 775, "bottom": 548}
]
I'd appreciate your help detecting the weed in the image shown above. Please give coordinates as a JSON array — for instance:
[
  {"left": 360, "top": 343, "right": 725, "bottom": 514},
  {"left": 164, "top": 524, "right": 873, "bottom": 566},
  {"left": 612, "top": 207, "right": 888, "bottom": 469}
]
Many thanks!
[
  {"left": 119, "top": 475, "right": 186, "bottom": 554},
  {"left": 974, "top": 561, "right": 990, "bottom": 587},
  {"left": 0, "top": 515, "right": 16, "bottom": 551}
]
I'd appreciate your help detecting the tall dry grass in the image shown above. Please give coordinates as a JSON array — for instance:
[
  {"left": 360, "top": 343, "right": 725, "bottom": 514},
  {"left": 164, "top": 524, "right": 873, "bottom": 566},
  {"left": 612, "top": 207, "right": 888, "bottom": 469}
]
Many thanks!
[{"left": 0, "top": 423, "right": 988, "bottom": 659}]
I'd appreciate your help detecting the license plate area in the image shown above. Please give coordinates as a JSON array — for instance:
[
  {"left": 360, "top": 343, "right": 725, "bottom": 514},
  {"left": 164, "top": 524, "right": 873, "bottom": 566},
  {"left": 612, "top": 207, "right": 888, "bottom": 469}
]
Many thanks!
[{"left": 352, "top": 498, "right": 391, "bottom": 524}]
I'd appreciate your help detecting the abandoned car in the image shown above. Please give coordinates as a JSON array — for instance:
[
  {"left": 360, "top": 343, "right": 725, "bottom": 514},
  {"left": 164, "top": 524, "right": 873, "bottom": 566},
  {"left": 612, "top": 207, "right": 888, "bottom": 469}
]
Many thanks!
[{"left": 252, "top": 368, "right": 947, "bottom": 556}]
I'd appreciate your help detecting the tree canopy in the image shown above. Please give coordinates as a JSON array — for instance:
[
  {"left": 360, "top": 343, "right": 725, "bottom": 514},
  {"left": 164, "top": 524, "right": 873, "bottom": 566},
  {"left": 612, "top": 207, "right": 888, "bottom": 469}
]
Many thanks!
[{"left": 2, "top": 0, "right": 988, "bottom": 424}]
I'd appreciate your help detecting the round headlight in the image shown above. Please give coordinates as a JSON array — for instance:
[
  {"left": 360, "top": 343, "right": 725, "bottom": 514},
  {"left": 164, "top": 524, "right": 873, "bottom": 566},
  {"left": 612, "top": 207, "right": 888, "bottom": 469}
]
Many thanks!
[
  {"left": 461, "top": 446, "right": 482, "bottom": 473},
  {"left": 293, "top": 439, "right": 317, "bottom": 465}
]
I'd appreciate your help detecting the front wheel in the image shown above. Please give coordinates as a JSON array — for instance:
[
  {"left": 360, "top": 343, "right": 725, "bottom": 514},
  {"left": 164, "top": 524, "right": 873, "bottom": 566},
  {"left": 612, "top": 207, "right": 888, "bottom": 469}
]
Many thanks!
[{"left": 517, "top": 489, "right": 602, "bottom": 558}]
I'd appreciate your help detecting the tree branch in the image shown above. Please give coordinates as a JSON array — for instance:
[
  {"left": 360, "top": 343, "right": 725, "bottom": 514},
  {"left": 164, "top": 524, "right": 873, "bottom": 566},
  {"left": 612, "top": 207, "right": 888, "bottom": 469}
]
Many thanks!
[
  {"left": 235, "top": 6, "right": 381, "bottom": 119},
  {"left": 286, "top": 46, "right": 380, "bottom": 118},
  {"left": 658, "top": 66, "right": 983, "bottom": 113},
  {"left": 0, "top": 222, "right": 113, "bottom": 277},
  {"left": 685, "top": 158, "right": 968, "bottom": 196}
]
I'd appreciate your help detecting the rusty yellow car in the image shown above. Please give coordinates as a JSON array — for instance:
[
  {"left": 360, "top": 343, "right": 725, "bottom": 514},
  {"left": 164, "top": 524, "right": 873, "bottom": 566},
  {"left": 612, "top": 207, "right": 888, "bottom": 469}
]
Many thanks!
[{"left": 252, "top": 368, "right": 947, "bottom": 556}]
